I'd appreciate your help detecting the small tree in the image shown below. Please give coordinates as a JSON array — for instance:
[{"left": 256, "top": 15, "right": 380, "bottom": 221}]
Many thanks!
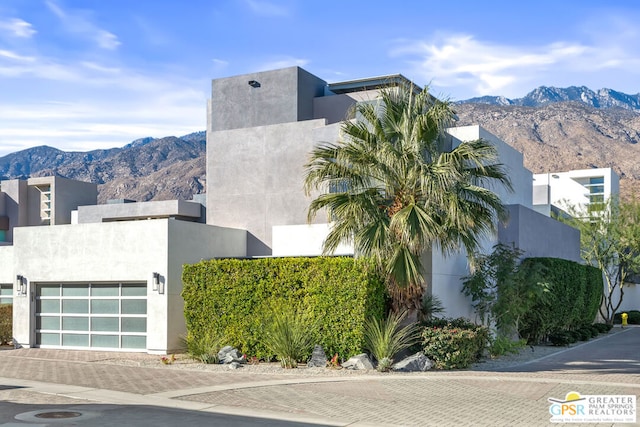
[
  {"left": 561, "top": 197, "right": 640, "bottom": 324},
  {"left": 462, "top": 243, "right": 548, "bottom": 337}
]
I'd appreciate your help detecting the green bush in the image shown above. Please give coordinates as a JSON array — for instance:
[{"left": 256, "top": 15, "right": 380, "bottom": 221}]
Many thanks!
[
  {"left": 588, "top": 325, "right": 600, "bottom": 338},
  {"left": 420, "top": 319, "right": 489, "bottom": 369},
  {"left": 488, "top": 336, "right": 526, "bottom": 358},
  {"left": 549, "top": 330, "right": 573, "bottom": 346},
  {"left": 518, "top": 258, "right": 602, "bottom": 343},
  {"left": 594, "top": 322, "right": 613, "bottom": 333},
  {"left": 0, "top": 304, "right": 12, "bottom": 345},
  {"left": 182, "top": 257, "right": 386, "bottom": 360},
  {"left": 575, "top": 327, "right": 592, "bottom": 341}
]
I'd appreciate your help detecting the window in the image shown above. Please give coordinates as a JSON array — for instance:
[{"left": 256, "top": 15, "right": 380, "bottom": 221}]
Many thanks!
[{"left": 0, "top": 284, "right": 12, "bottom": 304}]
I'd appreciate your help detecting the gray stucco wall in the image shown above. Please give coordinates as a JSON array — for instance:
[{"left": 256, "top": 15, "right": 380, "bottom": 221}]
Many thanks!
[
  {"left": 0, "top": 180, "right": 27, "bottom": 242},
  {"left": 498, "top": 204, "right": 581, "bottom": 262},
  {"left": 207, "top": 119, "right": 330, "bottom": 256},
  {"left": 209, "top": 67, "right": 326, "bottom": 132}
]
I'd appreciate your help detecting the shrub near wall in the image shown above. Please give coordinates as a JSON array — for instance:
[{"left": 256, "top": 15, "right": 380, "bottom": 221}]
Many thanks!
[
  {"left": 182, "top": 257, "right": 386, "bottom": 360},
  {"left": 518, "top": 258, "right": 602, "bottom": 343},
  {"left": 0, "top": 304, "right": 12, "bottom": 345}
]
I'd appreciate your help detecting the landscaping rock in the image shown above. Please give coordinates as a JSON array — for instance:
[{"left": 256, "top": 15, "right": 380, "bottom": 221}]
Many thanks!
[
  {"left": 307, "top": 345, "right": 327, "bottom": 368},
  {"left": 342, "top": 353, "right": 374, "bottom": 370},
  {"left": 392, "top": 352, "right": 433, "bottom": 372},
  {"left": 217, "top": 346, "right": 245, "bottom": 364},
  {"left": 229, "top": 361, "right": 242, "bottom": 370}
]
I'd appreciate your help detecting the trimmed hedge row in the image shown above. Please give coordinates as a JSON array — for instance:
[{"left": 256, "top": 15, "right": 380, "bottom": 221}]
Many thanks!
[
  {"left": 182, "top": 257, "right": 386, "bottom": 360},
  {"left": 519, "top": 257, "right": 602, "bottom": 343},
  {"left": 614, "top": 310, "right": 640, "bottom": 324},
  {"left": 0, "top": 304, "right": 12, "bottom": 345}
]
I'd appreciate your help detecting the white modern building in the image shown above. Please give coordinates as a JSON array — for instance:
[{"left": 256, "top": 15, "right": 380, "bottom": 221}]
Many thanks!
[
  {"left": 1, "top": 66, "right": 585, "bottom": 353},
  {"left": 532, "top": 168, "right": 620, "bottom": 217}
]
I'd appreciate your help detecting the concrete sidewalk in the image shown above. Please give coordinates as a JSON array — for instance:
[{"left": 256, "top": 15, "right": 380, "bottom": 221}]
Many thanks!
[{"left": 0, "top": 327, "right": 638, "bottom": 426}]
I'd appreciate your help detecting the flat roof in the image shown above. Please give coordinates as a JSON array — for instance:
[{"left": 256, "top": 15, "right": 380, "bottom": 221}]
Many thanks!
[{"left": 328, "top": 74, "right": 421, "bottom": 94}]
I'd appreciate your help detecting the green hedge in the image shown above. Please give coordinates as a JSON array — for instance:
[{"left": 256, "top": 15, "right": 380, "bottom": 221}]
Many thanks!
[
  {"left": 182, "top": 257, "right": 386, "bottom": 360},
  {"left": 519, "top": 258, "right": 602, "bottom": 343},
  {"left": 0, "top": 304, "right": 12, "bottom": 345},
  {"left": 614, "top": 310, "right": 640, "bottom": 324}
]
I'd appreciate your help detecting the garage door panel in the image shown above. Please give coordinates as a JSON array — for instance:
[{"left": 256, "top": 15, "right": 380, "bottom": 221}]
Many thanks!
[{"left": 36, "top": 282, "right": 148, "bottom": 351}]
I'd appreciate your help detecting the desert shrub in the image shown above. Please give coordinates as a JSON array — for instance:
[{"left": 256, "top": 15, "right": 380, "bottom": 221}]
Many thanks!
[
  {"left": 182, "top": 257, "right": 386, "bottom": 359},
  {"left": 183, "top": 330, "right": 222, "bottom": 364},
  {"left": 263, "top": 308, "right": 317, "bottom": 368},
  {"left": 0, "top": 304, "right": 12, "bottom": 345},
  {"left": 420, "top": 319, "right": 489, "bottom": 369},
  {"left": 364, "top": 311, "right": 420, "bottom": 372}
]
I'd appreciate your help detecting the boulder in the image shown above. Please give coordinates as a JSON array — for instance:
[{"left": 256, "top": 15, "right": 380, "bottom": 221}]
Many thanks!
[
  {"left": 218, "top": 346, "right": 246, "bottom": 364},
  {"left": 229, "top": 361, "right": 242, "bottom": 370},
  {"left": 342, "top": 353, "right": 374, "bottom": 370},
  {"left": 392, "top": 352, "right": 433, "bottom": 372},
  {"left": 307, "top": 345, "right": 327, "bottom": 368}
]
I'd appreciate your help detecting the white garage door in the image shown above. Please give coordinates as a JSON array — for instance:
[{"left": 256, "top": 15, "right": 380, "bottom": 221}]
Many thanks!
[{"left": 36, "top": 282, "right": 147, "bottom": 350}]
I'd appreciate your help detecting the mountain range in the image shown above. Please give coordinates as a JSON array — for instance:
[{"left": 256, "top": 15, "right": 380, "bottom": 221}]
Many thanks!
[
  {"left": 458, "top": 86, "right": 640, "bottom": 111},
  {"left": 0, "top": 132, "right": 205, "bottom": 203},
  {"left": 2, "top": 85, "right": 640, "bottom": 202}
]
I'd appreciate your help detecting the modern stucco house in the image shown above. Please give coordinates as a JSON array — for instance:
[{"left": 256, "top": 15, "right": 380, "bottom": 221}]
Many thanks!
[{"left": 1, "top": 66, "right": 584, "bottom": 353}]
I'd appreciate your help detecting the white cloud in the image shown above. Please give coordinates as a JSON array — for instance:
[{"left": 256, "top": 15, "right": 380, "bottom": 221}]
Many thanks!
[
  {"left": 0, "top": 18, "right": 37, "bottom": 38},
  {"left": 0, "top": 49, "right": 36, "bottom": 62},
  {"left": 391, "top": 29, "right": 640, "bottom": 99},
  {"left": 245, "top": 0, "right": 290, "bottom": 16},
  {"left": 44, "top": 0, "right": 121, "bottom": 50}
]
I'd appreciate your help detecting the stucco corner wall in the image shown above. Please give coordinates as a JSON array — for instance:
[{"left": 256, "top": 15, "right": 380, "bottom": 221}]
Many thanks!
[{"left": 499, "top": 204, "right": 581, "bottom": 262}]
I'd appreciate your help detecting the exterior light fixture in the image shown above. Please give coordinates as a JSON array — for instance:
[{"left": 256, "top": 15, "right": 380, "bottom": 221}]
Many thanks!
[
  {"left": 16, "top": 275, "right": 26, "bottom": 296},
  {"left": 248, "top": 80, "right": 261, "bottom": 88},
  {"left": 152, "top": 272, "right": 160, "bottom": 291}
]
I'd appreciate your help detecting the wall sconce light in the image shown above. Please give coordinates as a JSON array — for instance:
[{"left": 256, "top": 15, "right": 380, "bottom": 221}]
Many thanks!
[
  {"left": 248, "top": 80, "right": 261, "bottom": 88},
  {"left": 152, "top": 272, "right": 160, "bottom": 292},
  {"left": 16, "top": 275, "right": 26, "bottom": 296}
]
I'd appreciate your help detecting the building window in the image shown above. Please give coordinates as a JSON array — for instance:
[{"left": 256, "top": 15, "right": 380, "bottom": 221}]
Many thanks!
[{"left": 0, "top": 284, "right": 12, "bottom": 305}]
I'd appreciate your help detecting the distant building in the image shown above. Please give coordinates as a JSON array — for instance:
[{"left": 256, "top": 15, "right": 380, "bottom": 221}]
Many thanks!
[{"left": 532, "top": 168, "right": 620, "bottom": 217}]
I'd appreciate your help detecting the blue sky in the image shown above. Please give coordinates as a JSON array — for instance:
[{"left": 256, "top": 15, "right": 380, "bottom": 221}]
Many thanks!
[{"left": 1, "top": 0, "right": 640, "bottom": 156}]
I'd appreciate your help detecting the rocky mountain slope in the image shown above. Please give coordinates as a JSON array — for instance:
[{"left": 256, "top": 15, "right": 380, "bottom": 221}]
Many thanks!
[
  {"left": 453, "top": 101, "right": 640, "bottom": 197},
  {"left": 0, "top": 132, "right": 205, "bottom": 203}
]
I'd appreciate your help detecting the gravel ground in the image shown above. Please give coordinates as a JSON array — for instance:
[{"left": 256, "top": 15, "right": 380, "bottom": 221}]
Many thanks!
[{"left": 98, "top": 342, "right": 572, "bottom": 375}]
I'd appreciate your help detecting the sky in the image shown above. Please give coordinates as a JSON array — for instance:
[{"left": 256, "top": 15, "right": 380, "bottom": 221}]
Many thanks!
[{"left": 2, "top": 0, "right": 640, "bottom": 157}]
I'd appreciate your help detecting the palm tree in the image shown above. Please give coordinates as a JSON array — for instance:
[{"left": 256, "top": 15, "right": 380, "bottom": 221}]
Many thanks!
[{"left": 303, "top": 84, "right": 512, "bottom": 312}]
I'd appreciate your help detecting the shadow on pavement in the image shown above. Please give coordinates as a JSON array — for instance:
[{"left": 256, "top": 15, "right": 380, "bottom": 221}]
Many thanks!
[{"left": 0, "top": 401, "right": 333, "bottom": 427}]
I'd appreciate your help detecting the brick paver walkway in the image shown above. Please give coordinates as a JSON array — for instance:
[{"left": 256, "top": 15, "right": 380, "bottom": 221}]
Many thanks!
[{"left": 0, "top": 327, "right": 638, "bottom": 426}]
